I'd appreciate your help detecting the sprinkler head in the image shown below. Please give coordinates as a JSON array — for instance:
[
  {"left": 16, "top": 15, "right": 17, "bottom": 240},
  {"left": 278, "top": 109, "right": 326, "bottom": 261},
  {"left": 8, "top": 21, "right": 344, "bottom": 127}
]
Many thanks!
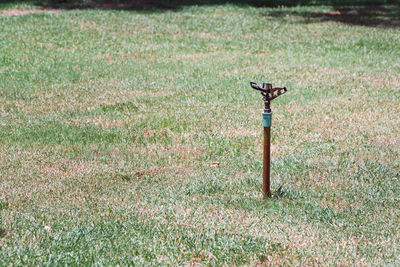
[{"left": 250, "top": 81, "right": 287, "bottom": 112}]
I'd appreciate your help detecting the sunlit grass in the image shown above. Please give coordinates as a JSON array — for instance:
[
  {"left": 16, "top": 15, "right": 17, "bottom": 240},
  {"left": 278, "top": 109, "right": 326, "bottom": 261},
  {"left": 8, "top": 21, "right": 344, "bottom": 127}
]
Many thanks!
[{"left": 0, "top": 2, "right": 399, "bottom": 265}]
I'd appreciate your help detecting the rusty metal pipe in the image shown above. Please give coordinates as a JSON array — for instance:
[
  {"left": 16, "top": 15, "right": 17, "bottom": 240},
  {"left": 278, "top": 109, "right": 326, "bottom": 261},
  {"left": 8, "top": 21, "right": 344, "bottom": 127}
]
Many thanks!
[
  {"left": 263, "top": 126, "right": 271, "bottom": 197},
  {"left": 250, "top": 81, "right": 287, "bottom": 198}
]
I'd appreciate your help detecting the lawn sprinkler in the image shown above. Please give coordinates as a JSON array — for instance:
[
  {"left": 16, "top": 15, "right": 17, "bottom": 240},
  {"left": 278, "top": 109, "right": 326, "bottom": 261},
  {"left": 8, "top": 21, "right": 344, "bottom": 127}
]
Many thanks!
[{"left": 250, "top": 81, "right": 287, "bottom": 198}]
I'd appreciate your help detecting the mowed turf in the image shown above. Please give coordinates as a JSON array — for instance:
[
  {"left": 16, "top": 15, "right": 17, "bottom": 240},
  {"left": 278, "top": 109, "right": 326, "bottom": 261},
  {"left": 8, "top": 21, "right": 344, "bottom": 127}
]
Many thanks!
[{"left": 0, "top": 2, "right": 399, "bottom": 265}]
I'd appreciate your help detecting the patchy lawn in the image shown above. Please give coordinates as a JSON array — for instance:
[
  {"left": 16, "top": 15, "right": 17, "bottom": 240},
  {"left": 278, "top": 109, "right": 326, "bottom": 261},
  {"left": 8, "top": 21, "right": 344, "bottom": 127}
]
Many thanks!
[{"left": 0, "top": 1, "right": 399, "bottom": 265}]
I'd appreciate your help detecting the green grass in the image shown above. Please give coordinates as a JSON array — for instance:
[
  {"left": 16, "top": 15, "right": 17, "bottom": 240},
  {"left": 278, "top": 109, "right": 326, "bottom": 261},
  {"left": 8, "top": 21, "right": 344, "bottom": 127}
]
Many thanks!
[{"left": 1, "top": 1, "right": 400, "bottom": 265}]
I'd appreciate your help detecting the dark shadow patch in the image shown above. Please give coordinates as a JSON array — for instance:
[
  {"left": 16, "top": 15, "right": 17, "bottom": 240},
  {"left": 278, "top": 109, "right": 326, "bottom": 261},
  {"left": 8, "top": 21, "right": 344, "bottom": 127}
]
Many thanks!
[
  {"left": 0, "top": 0, "right": 393, "bottom": 13},
  {"left": 38, "top": 0, "right": 180, "bottom": 10},
  {"left": 265, "top": 3, "right": 400, "bottom": 28},
  {"left": 2, "top": 0, "right": 399, "bottom": 27},
  {"left": 272, "top": 185, "right": 285, "bottom": 199},
  {"left": 34, "top": 0, "right": 295, "bottom": 10}
]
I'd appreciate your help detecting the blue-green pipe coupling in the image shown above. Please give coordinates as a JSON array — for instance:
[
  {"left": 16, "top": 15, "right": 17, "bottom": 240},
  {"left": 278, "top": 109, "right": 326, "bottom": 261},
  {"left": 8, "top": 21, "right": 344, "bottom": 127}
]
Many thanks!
[{"left": 263, "top": 112, "right": 272, "bottom": 127}]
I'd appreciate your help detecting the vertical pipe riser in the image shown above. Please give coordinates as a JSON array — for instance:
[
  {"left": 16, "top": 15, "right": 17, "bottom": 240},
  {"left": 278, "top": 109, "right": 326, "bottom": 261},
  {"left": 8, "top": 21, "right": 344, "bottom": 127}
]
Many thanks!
[
  {"left": 249, "top": 81, "right": 287, "bottom": 198},
  {"left": 262, "top": 112, "right": 272, "bottom": 198},
  {"left": 263, "top": 127, "right": 271, "bottom": 197}
]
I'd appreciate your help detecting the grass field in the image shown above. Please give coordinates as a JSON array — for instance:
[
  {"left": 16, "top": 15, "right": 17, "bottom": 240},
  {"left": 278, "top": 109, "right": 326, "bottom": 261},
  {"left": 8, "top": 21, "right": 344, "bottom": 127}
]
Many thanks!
[{"left": 1, "top": 1, "right": 400, "bottom": 265}]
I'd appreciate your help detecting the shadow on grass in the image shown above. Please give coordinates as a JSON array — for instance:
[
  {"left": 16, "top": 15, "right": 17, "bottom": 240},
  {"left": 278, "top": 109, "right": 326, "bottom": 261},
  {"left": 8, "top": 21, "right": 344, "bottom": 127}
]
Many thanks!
[
  {"left": 1, "top": 0, "right": 306, "bottom": 10},
  {"left": 272, "top": 185, "right": 286, "bottom": 199},
  {"left": 0, "top": 0, "right": 398, "bottom": 10},
  {"left": 265, "top": 3, "right": 400, "bottom": 28},
  {"left": 1, "top": 0, "right": 399, "bottom": 28}
]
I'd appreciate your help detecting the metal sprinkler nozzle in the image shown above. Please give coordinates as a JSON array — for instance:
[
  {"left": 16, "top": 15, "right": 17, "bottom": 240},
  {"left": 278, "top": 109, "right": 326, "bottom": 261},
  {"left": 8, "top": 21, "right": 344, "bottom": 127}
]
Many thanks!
[{"left": 250, "top": 81, "right": 287, "bottom": 112}]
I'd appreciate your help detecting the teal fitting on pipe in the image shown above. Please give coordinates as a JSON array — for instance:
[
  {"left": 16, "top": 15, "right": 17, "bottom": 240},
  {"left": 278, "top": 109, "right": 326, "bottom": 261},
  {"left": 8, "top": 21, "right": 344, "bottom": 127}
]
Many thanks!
[{"left": 263, "top": 112, "right": 272, "bottom": 127}]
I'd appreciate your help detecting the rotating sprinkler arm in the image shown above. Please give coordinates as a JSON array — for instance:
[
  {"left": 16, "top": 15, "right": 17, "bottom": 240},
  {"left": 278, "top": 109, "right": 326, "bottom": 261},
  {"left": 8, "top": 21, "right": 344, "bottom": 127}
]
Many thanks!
[
  {"left": 250, "top": 81, "right": 287, "bottom": 112},
  {"left": 250, "top": 81, "right": 268, "bottom": 93}
]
